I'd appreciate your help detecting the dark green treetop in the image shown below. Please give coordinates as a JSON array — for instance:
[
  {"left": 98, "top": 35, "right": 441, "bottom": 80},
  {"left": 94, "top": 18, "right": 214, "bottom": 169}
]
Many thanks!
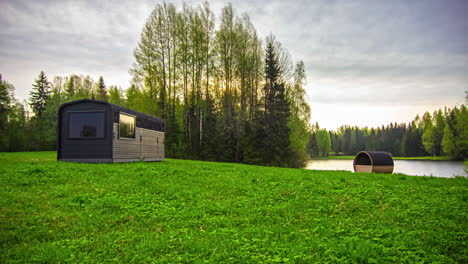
[
  {"left": 96, "top": 76, "right": 107, "bottom": 101},
  {"left": 29, "top": 71, "right": 51, "bottom": 117}
]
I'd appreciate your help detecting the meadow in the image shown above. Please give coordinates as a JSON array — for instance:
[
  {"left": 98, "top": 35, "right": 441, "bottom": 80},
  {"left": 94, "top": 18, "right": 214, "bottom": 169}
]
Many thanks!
[{"left": 0, "top": 152, "right": 467, "bottom": 263}]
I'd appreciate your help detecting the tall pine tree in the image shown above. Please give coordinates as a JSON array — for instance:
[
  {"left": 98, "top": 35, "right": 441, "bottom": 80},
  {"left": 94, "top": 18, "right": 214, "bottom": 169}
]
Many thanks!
[
  {"left": 96, "top": 76, "right": 107, "bottom": 101},
  {"left": 262, "top": 35, "right": 291, "bottom": 166},
  {"left": 29, "top": 71, "right": 51, "bottom": 117}
]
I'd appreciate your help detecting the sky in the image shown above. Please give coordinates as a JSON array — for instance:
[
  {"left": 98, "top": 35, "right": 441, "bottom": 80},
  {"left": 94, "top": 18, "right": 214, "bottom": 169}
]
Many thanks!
[{"left": 1, "top": 0, "right": 467, "bottom": 130}]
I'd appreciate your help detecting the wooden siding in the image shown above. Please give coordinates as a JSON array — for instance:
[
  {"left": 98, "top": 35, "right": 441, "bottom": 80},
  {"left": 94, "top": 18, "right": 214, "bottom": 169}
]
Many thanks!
[
  {"left": 113, "top": 137, "right": 140, "bottom": 160},
  {"left": 112, "top": 124, "right": 164, "bottom": 162},
  {"left": 354, "top": 165, "right": 394, "bottom": 174},
  {"left": 354, "top": 165, "right": 373, "bottom": 173},
  {"left": 372, "top": 166, "right": 394, "bottom": 174},
  {"left": 141, "top": 128, "right": 165, "bottom": 160}
]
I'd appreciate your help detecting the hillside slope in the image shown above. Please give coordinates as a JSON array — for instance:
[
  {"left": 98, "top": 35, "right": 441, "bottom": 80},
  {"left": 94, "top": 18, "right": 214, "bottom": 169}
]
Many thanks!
[{"left": 0, "top": 152, "right": 467, "bottom": 263}]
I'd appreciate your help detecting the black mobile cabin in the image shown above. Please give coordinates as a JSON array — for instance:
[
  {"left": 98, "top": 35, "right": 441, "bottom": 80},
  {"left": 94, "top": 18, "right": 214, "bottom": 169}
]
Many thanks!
[{"left": 58, "top": 99, "right": 164, "bottom": 163}]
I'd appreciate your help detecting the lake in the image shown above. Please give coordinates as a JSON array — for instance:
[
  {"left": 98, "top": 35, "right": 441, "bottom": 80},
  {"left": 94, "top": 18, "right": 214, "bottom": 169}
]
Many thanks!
[{"left": 305, "top": 159, "right": 467, "bottom": 178}]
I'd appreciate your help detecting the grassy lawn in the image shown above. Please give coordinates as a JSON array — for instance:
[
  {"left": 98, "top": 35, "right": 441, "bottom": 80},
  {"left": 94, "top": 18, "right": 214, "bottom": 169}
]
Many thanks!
[
  {"left": 328, "top": 155, "right": 452, "bottom": 161},
  {"left": 1, "top": 152, "right": 467, "bottom": 263}
]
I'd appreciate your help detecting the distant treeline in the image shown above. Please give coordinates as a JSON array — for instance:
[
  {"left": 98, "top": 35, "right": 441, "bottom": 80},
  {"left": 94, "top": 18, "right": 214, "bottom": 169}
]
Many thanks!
[
  {"left": 0, "top": 2, "right": 312, "bottom": 168},
  {"left": 309, "top": 106, "right": 467, "bottom": 160}
]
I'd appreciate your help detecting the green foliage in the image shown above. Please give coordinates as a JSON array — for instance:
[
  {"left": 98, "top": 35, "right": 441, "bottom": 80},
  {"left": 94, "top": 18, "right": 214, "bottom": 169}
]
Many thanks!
[
  {"left": 2, "top": 74, "right": 114, "bottom": 152},
  {"left": 401, "top": 120, "right": 425, "bottom": 157},
  {"left": 29, "top": 93, "right": 62, "bottom": 150},
  {"left": 442, "top": 125, "right": 455, "bottom": 156},
  {"left": 288, "top": 115, "right": 311, "bottom": 165},
  {"left": 129, "top": 2, "right": 306, "bottom": 167},
  {"left": 1, "top": 102, "right": 28, "bottom": 151},
  {"left": 0, "top": 74, "right": 15, "bottom": 117},
  {"left": 290, "top": 61, "right": 310, "bottom": 122},
  {"left": 108, "top": 85, "right": 125, "bottom": 105},
  {"left": 329, "top": 106, "right": 466, "bottom": 160},
  {"left": 422, "top": 112, "right": 436, "bottom": 156},
  {"left": 315, "top": 129, "right": 332, "bottom": 157},
  {"left": 433, "top": 110, "right": 446, "bottom": 156},
  {"left": 95, "top": 76, "right": 107, "bottom": 102},
  {"left": 9, "top": 1, "right": 466, "bottom": 168},
  {"left": 29, "top": 71, "right": 51, "bottom": 117},
  {"left": 0, "top": 152, "right": 467, "bottom": 263},
  {"left": 287, "top": 61, "right": 311, "bottom": 165},
  {"left": 444, "top": 105, "right": 468, "bottom": 160},
  {"left": 65, "top": 75, "right": 75, "bottom": 98},
  {"left": 3, "top": 0, "right": 313, "bottom": 169},
  {"left": 107, "top": 2, "right": 305, "bottom": 168},
  {"left": 261, "top": 36, "right": 292, "bottom": 166},
  {"left": 61, "top": 75, "right": 95, "bottom": 100},
  {"left": 0, "top": 75, "right": 17, "bottom": 150}
]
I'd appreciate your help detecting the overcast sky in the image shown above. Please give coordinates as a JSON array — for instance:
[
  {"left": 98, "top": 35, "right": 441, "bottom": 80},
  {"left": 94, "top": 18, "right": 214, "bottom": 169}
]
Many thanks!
[{"left": 1, "top": 0, "right": 467, "bottom": 130}]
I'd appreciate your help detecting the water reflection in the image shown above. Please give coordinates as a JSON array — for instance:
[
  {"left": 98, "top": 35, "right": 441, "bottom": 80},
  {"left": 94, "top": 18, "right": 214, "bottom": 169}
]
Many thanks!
[{"left": 305, "top": 159, "right": 467, "bottom": 178}]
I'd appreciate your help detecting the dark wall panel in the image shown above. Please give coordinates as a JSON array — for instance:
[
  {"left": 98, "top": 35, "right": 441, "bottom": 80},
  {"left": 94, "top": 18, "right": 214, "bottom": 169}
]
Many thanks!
[{"left": 58, "top": 101, "right": 113, "bottom": 160}]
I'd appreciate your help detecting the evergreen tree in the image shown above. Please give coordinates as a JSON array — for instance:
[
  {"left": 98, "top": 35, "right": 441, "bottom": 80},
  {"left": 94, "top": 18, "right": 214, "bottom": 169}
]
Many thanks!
[
  {"left": 244, "top": 108, "right": 267, "bottom": 164},
  {"left": 342, "top": 127, "right": 352, "bottom": 154},
  {"left": 29, "top": 71, "right": 51, "bottom": 117},
  {"left": 262, "top": 35, "right": 291, "bottom": 166},
  {"left": 96, "top": 76, "right": 107, "bottom": 101},
  {"left": 0, "top": 2, "right": 320, "bottom": 167}
]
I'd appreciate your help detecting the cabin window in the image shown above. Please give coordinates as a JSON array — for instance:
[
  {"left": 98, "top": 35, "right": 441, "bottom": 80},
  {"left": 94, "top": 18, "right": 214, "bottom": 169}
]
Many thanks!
[
  {"left": 68, "top": 112, "right": 105, "bottom": 138},
  {"left": 119, "top": 113, "right": 136, "bottom": 139}
]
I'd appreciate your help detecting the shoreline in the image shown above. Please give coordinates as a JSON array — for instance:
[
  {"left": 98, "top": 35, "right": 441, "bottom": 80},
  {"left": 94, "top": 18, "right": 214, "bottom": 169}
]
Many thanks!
[{"left": 322, "top": 155, "right": 454, "bottom": 161}]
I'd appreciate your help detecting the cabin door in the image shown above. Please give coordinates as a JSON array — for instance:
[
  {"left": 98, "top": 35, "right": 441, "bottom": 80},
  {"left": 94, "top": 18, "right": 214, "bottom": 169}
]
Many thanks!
[{"left": 140, "top": 129, "right": 160, "bottom": 160}]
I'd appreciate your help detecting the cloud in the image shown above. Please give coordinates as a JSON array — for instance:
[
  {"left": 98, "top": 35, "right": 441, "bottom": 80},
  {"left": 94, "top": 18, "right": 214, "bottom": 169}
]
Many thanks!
[
  {"left": 0, "top": 0, "right": 467, "bottom": 128},
  {"left": 0, "top": 0, "right": 156, "bottom": 96}
]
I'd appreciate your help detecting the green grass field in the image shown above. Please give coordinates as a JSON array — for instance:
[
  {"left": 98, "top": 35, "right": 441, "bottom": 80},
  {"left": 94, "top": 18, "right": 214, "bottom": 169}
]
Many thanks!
[{"left": 1, "top": 152, "right": 467, "bottom": 263}]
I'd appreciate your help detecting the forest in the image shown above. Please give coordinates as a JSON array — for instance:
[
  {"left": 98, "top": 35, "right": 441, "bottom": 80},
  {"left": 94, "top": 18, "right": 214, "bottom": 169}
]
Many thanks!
[
  {"left": 0, "top": 2, "right": 311, "bottom": 168},
  {"left": 310, "top": 105, "right": 467, "bottom": 160},
  {"left": 0, "top": 2, "right": 466, "bottom": 164}
]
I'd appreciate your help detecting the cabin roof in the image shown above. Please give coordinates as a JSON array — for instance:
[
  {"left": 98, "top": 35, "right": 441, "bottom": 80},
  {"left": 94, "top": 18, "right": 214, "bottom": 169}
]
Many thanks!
[{"left": 59, "top": 99, "right": 165, "bottom": 132}]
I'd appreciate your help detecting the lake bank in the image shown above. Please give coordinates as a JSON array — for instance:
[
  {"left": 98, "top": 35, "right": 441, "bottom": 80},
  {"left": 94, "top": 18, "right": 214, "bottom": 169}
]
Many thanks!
[
  {"left": 1, "top": 151, "right": 467, "bottom": 263},
  {"left": 306, "top": 159, "right": 467, "bottom": 178},
  {"left": 327, "top": 155, "right": 452, "bottom": 161}
]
